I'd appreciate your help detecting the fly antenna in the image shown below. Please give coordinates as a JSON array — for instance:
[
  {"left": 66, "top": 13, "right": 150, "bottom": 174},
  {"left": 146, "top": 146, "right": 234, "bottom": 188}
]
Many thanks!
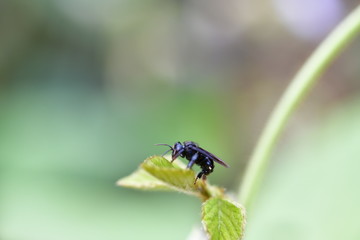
[
  {"left": 155, "top": 143, "right": 174, "bottom": 156},
  {"left": 161, "top": 148, "right": 173, "bottom": 156},
  {"left": 155, "top": 143, "right": 173, "bottom": 150}
]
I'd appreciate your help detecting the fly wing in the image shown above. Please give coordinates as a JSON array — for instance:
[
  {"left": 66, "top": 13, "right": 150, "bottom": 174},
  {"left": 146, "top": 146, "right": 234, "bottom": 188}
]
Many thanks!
[{"left": 188, "top": 145, "right": 229, "bottom": 167}]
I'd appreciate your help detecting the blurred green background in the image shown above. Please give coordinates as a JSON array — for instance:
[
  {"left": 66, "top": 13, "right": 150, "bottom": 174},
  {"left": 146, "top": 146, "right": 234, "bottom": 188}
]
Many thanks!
[{"left": 1, "top": 0, "right": 360, "bottom": 239}]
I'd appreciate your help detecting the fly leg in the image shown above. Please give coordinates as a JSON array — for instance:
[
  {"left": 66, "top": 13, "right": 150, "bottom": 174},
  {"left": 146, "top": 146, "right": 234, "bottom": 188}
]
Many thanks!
[
  {"left": 194, "top": 171, "right": 204, "bottom": 184},
  {"left": 187, "top": 152, "right": 199, "bottom": 169}
]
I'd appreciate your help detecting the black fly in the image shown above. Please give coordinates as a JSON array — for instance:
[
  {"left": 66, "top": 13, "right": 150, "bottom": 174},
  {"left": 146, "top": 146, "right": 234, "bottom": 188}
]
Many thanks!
[{"left": 156, "top": 141, "right": 229, "bottom": 183}]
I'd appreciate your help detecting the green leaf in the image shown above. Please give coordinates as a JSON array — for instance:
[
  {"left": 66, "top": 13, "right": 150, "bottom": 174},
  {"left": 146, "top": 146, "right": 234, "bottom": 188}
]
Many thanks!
[
  {"left": 118, "top": 156, "right": 228, "bottom": 200},
  {"left": 202, "top": 198, "right": 246, "bottom": 240},
  {"left": 141, "top": 156, "right": 198, "bottom": 192},
  {"left": 117, "top": 168, "right": 175, "bottom": 191}
]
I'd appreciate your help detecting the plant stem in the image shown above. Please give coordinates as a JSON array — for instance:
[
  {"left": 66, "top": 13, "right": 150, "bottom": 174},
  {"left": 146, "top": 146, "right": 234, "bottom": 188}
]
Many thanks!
[{"left": 238, "top": 5, "right": 360, "bottom": 210}]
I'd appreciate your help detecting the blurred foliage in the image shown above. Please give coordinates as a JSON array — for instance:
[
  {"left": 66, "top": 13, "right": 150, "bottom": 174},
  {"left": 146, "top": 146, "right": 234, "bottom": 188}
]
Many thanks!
[
  {"left": 0, "top": 0, "right": 360, "bottom": 239},
  {"left": 245, "top": 96, "right": 360, "bottom": 240}
]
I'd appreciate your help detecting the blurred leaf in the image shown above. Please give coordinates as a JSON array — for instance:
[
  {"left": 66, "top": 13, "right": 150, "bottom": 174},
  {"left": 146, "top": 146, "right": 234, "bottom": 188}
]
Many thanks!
[
  {"left": 117, "top": 156, "right": 226, "bottom": 200},
  {"left": 117, "top": 156, "right": 198, "bottom": 194},
  {"left": 142, "top": 155, "right": 176, "bottom": 168},
  {"left": 245, "top": 98, "right": 360, "bottom": 240},
  {"left": 141, "top": 156, "right": 198, "bottom": 192},
  {"left": 116, "top": 168, "right": 174, "bottom": 191},
  {"left": 202, "top": 198, "right": 246, "bottom": 240}
]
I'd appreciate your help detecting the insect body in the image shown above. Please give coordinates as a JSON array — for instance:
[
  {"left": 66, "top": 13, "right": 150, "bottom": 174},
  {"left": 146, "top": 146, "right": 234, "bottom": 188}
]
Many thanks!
[{"left": 156, "top": 141, "right": 229, "bottom": 183}]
